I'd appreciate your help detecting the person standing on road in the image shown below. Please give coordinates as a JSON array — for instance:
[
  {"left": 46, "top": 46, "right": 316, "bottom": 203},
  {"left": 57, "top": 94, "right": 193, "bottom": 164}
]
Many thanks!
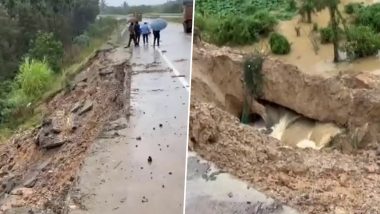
[
  {"left": 134, "top": 22, "right": 141, "bottom": 46},
  {"left": 140, "top": 22, "right": 151, "bottom": 45},
  {"left": 153, "top": 30, "right": 160, "bottom": 47},
  {"left": 126, "top": 22, "right": 137, "bottom": 48}
]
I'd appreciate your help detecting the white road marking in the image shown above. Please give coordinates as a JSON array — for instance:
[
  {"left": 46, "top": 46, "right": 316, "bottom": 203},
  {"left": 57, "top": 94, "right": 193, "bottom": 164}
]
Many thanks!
[{"left": 156, "top": 47, "right": 190, "bottom": 92}]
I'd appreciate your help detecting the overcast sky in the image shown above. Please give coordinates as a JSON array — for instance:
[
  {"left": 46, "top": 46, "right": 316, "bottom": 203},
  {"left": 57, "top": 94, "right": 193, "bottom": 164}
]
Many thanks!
[{"left": 106, "top": 0, "right": 167, "bottom": 6}]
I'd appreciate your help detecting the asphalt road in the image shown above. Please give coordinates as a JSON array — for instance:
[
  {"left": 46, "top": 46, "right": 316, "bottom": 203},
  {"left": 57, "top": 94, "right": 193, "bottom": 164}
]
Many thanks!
[{"left": 68, "top": 21, "right": 190, "bottom": 214}]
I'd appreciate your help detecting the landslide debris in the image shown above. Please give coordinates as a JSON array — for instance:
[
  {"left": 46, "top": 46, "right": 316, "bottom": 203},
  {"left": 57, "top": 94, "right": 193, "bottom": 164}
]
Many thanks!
[
  {"left": 0, "top": 47, "right": 131, "bottom": 213},
  {"left": 189, "top": 101, "right": 380, "bottom": 214}
]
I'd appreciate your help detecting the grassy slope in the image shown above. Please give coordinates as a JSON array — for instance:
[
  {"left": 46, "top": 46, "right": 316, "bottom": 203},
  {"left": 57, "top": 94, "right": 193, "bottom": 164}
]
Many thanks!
[{"left": 0, "top": 23, "right": 124, "bottom": 143}]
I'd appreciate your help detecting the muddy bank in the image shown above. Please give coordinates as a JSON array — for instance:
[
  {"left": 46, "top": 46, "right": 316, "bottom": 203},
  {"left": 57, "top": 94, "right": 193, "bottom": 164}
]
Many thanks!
[
  {"left": 192, "top": 44, "right": 380, "bottom": 147},
  {"left": 189, "top": 101, "right": 380, "bottom": 214},
  {"left": 0, "top": 46, "right": 132, "bottom": 213}
]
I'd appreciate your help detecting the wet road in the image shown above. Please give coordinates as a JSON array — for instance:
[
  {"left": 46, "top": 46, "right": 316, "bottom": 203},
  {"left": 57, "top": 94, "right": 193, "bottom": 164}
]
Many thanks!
[
  {"left": 143, "top": 19, "right": 192, "bottom": 85},
  {"left": 68, "top": 23, "right": 190, "bottom": 214},
  {"left": 186, "top": 152, "right": 299, "bottom": 214}
]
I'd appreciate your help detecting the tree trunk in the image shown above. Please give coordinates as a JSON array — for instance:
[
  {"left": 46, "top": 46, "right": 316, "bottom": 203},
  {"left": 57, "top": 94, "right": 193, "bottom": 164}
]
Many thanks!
[
  {"left": 330, "top": 6, "right": 339, "bottom": 63},
  {"left": 307, "top": 11, "right": 312, "bottom": 23}
]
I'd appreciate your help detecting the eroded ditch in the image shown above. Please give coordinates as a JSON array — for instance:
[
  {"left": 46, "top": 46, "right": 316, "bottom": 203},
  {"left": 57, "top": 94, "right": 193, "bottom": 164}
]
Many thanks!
[{"left": 190, "top": 43, "right": 380, "bottom": 213}]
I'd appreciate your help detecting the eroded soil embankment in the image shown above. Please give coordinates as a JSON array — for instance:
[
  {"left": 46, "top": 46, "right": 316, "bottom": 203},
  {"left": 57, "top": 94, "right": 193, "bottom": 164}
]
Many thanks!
[
  {"left": 189, "top": 102, "right": 380, "bottom": 214},
  {"left": 0, "top": 47, "right": 131, "bottom": 213},
  {"left": 192, "top": 43, "right": 380, "bottom": 148},
  {"left": 190, "top": 43, "right": 380, "bottom": 213}
]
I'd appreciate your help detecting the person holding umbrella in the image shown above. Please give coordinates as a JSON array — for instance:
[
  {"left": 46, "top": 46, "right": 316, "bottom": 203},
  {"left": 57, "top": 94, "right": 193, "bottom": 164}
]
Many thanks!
[
  {"left": 126, "top": 22, "right": 137, "bottom": 48},
  {"left": 134, "top": 21, "right": 141, "bottom": 46},
  {"left": 140, "top": 22, "right": 151, "bottom": 45},
  {"left": 153, "top": 30, "right": 160, "bottom": 47},
  {"left": 150, "top": 19, "right": 167, "bottom": 47}
]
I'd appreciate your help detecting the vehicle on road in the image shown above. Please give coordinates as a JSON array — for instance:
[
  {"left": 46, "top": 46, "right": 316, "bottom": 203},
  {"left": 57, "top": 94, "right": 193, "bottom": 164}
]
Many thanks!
[{"left": 183, "top": 0, "right": 193, "bottom": 33}]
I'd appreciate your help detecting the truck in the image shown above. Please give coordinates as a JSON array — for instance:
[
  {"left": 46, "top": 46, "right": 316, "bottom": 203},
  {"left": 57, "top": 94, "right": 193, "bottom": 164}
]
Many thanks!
[{"left": 183, "top": 0, "right": 193, "bottom": 33}]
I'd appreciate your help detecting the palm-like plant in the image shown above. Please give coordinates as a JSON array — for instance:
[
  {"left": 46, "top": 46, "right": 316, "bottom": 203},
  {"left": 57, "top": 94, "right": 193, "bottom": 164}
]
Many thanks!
[
  {"left": 315, "top": 0, "right": 341, "bottom": 62},
  {"left": 299, "top": 0, "right": 316, "bottom": 23}
]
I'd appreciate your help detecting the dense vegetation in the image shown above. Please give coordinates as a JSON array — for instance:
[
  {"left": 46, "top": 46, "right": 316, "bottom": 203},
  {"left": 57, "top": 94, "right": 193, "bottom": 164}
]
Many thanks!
[
  {"left": 269, "top": 33, "right": 291, "bottom": 54},
  {"left": 344, "top": 26, "right": 380, "bottom": 59},
  {"left": 195, "top": 0, "right": 296, "bottom": 46},
  {"left": 0, "top": 0, "right": 119, "bottom": 134},
  {"left": 100, "top": 0, "right": 184, "bottom": 15}
]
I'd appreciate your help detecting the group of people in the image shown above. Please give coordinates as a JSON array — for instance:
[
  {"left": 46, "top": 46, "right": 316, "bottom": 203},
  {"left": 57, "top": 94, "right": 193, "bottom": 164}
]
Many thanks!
[{"left": 127, "top": 21, "right": 161, "bottom": 48}]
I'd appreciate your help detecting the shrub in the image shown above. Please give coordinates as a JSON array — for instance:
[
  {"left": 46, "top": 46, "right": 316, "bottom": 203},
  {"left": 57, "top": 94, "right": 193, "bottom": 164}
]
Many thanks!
[
  {"left": 287, "top": 0, "right": 298, "bottom": 12},
  {"left": 209, "top": 12, "right": 277, "bottom": 46},
  {"left": 320, "top": 27, "right": 334, "bottom": 43},
  {"left": 343, "top": 26, "right": 380, "bottom": 58},
  {"left": 87, "top": 17, "right": 118, "bottom": 38},
  {"left": 195, "top": 12, "right": 206, "bottom": 31},
  {"left": 251, "top": 10, "right": 278, "bottom": 35},
  {"left": 210, "top": 16, "right": 258, "bottom": 46},
  {"left": 344, "top": 3, "right": 363, "bottom": 14},
  {"left": 15, "top": 58, "right": 53, "bottom": 100},
  {"left": 28, "top": 32, "right": 63, "bottom": 73},
  {"left": 74, "top": 34, "right": 90, "bottom": 47},
  {"left": 269, "top": 32, "right": 291, "bottom": 54},
  {"left": 355, "top": 3, "right": 380, "bottom": 32},
  {"left": 313, "top": 23, "right": 319, "bottom": 32}
]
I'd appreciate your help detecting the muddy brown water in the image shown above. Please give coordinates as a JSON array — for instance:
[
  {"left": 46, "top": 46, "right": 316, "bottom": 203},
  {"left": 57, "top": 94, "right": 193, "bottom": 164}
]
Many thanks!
[
  {"left": 231, "top": 0, "right": 380, "bottom": 149},
  {"left": 252, "top": 105, "right": 342, "bottom": 150},
  {"left": 239, "top": 0, "right": 380, "bottom": 77}
]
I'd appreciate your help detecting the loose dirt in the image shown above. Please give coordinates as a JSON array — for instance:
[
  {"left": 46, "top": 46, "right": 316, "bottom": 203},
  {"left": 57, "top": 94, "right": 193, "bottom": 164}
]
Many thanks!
[
  {"left": 190, "top": 42, "right": 380, "bottom": 213},
  {"left": 189, "top": 101, "right": 380, "bottom": 214},
  {"left": 0, "top": 46, "right": 132, "bottom": 213}
]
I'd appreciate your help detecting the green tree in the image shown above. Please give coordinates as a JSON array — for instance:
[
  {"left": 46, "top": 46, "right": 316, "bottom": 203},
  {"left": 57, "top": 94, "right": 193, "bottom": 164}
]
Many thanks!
[
  {"left": 315, "top": 0, "right": 341, "bottom": 62},
  {"left": 299, "top": 0, "right": 315, "bottom": 23},
  {"left": 28, "top": 32, "right": 63, "bottom": 73}
]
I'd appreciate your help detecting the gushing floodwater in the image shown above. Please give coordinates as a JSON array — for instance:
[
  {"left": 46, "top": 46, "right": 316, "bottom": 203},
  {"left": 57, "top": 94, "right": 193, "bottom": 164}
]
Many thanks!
[{"left": 255, "top": 106, "right": 342, "bottom": 150}]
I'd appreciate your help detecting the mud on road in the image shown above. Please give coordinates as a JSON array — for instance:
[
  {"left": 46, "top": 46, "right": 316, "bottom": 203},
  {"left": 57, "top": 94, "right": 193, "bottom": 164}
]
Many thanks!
[{"left": 0, "top": 46, "right": 132, "bottom": 213}]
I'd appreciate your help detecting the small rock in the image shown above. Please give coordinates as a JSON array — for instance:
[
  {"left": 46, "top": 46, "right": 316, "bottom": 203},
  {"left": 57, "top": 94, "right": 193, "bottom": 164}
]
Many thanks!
[
  {"left": 23, "top": 173, "right": 38, "bottom": 188},
  {"left": 10, "top": 187, "right": 33, "bottom": 196},
  {"left": 99, "top": 68, "right": 114, "bottom": 76},
  {"left": 228, "top": 192, "right": 233, "bottom": 198},
  {"left": 71, "top": 102, "right": 83, "bottom": 113},
  {"left": 51, "top": 119, "right": 62, "bottom": 134},
  {"left": 148, "top": 156, "right": 152, "bottom": 164},
  {"left": 3, "top": 180, "right": 16, "bottom": 193},
  {"left": 120, "top": 197, "right": 127, "bottom": 203},
  {"left": 159, "top": 124, "right": 163, "bottom": 128},
  {"left": 136, "top": 136, "right": 142, "bottom": 141},
  {"left": 41, "top": 139, "right": 68, "bottom": 150},
  {"left": 168, "top": 172, "right": 172, "bottom": 175},
  {"left": 162, "top": 185, "right": 165, "bottom": 188},
  {"left": 141, "top": 196, "right": 149, "bottom": 203},
  {"left": 78, "top": 101, "right": 93, "bottom": 116}
]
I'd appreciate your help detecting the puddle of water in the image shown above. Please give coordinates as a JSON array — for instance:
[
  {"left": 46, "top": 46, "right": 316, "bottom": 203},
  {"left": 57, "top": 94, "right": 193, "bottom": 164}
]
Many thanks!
[
  {"left": 239, "top": 0, "right": 380, "bottom": 76},
  {"left": 186, "top": 152, "right": 299, "bottom": 214}
]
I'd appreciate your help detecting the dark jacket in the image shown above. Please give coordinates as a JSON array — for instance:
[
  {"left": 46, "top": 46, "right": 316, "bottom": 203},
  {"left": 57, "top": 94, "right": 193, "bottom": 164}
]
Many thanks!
[{"left": 134, "top": 24, "right": 141, "bottom": 35}]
